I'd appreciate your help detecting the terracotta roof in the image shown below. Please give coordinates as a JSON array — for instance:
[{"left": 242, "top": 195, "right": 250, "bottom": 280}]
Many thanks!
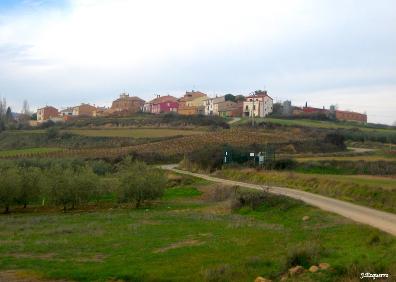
[
  {"left": 114, "top": 96, "right": 145, "bottom": 103},
  {"left": 38, "top": 106, "right": 58, "bottom": 111},
  {"left": 179, "top": 91, "right": 207, "bottom": 102},
  {"left": 150, "top": 95, "right": 178, "bottom": 104}
]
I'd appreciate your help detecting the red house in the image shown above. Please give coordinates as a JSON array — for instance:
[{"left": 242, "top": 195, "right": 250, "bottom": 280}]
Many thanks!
[{"left": 150, "top": 95, "right": 179, "bottom": 114}]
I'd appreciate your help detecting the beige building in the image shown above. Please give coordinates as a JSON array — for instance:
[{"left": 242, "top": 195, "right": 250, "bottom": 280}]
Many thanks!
[
  {"left": 203, "top": 96, "right": 225, "bottom": 115},
  {"left": 178, "top": 91, "right": 208, "bottom": 115},
  {"left": 72, "top": 104, "right": 97, "bottom": 117},
  {"left": 243, "top": 91, "right": 273, "bottom": 118}
]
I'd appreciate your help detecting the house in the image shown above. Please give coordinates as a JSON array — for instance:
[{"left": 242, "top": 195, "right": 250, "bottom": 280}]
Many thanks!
[
  {"left": 243, "top": 91, "right": 273, "bottom": 118},
  {"left": 142, "top": 102, "right": 152, "bottom": 113},
  {"left": 37, "top": 106, "right": 59, "bottom": 122},
  {"left": 110, "top": 93, "right": 145, "bottom": 114},
  {"left": 336, "top": 110, "right": 367, "bottom": 123},
  {"left": 178, "top": 91, "right": 208, "bottom": 115},
  {"left": 93, "top": 106, "right": 108, "bottom": 117},
  {"left": 60, "top": 107, "right": 73, "bottom": 117},
  {"left": 217, "top": 101, "right": 243, "bottom": 117},
  {"left": 149, "top": 95, "right": 179, "bottom": 114},
  {"left": 72, "top": 104, "right": 97, "bottom": 117},
  {"left": 302, "top": 106, "right": 329, "bottom": 114},
  {"left": 203, "top": 96, "right": 225, "bottom": 115}
]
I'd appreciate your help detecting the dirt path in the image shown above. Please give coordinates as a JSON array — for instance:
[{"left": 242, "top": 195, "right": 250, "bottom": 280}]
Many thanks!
[{"left": 161, "top": 165, "right": 396, "bottom": 236}]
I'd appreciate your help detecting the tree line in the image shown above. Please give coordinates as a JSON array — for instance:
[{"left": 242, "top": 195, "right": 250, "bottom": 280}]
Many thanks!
[{"left": 0, "top": 158, "right": 167, "bottom": 213}]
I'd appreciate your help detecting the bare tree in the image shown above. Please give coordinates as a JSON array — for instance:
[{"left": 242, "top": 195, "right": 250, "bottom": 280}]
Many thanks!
[
  {"left": 19, "top": 100, "right": 31, "bottom": 122},
  {"left": 0, "top": 97, "right": 6, "bottom": 119},
  {"left": 21, "top": 100, "right": 30, "bottom": 115}
]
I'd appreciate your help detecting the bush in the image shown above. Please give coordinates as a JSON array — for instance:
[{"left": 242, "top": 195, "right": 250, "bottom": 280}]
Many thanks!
[
  {"left": 117, "top": 161, "right": 167, "bottom": 208},
  {"left": 286, "top": 242, "right": 322, "bottom": 269},
  {"left": 46, "top": 127, "right": 60, "bottom": 139}
]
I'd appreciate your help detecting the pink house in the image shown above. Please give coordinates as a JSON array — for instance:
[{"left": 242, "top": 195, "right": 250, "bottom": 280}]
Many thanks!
[{"left": 150, "top": 95, "right": 179, "bottom": 114}]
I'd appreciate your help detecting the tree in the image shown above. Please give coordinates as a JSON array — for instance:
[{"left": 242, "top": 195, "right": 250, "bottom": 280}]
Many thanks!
[
  {"left": 5, "top": 107, "right": 13, "bottom": 122},
  {"left": 0, "top": 167, "right": 21, "bottom": 213},
  {"left": 21, "top": 100, "right": 30, "bottom": 116},
  {"left": 234, "top": 95, "right": 245, "bottom": 102},
  {"left": 118, "top": 161, "right": 167, "bottom": 208},
  {"left": 0, "top": 97, "right": 6, "bottom": 119},
  {"left": 69, "top": 168, "right": 98, "bottom": 209},
  {"left": 224, "top": 94, "right": 236, "bottom": 102},
  {"left": 17, "top": 167, "right": 42, "bottom": 208},
  {"left": 47, "top": 167, "right": 73, "bottom": 212},
  {"left": 19, "top": 100, "right": 31, "bottom": 122},
  {"left": 47, "top": 166, "right": 98, "bottom": 211}
]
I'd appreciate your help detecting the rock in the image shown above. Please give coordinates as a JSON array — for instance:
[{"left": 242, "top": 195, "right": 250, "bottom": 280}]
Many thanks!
[
  {"left": 254, "top": 277, "right": 272, "bottom": 282},
  {"left": 319, "top": 263, "right": 330, "bottom": 270},
  {"left": 309, "top": 265, "right": 319, "bottom": 273},
  {"left": 289, "top": 265, "right": 304, "bottom": 276},
  {"left": 302, "top": 216, "right": 310, "bottom": 221}
]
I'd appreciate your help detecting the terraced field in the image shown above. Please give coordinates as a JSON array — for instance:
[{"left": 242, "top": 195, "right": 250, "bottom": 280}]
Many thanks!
[{"left": 65, "top": 128, "right": 205, "bottom": 138}]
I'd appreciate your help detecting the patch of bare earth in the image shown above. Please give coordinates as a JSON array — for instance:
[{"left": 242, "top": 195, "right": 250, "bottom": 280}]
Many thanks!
[
  {"left": 153, "top": 239, "right": 204, "bottom": 253},
  {"left": 0, "top": 270, "right": 72, "bottom": 282}
]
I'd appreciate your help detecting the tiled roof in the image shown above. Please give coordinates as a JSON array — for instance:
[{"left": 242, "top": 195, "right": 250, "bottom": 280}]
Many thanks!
[{"left": 150, "top": 95, "right": 178, "bottom": 104}]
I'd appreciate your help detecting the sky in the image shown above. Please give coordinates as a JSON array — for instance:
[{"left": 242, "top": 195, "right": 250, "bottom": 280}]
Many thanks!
[{"left": 0, "top": 0, "right": 395, "bottom": 124}]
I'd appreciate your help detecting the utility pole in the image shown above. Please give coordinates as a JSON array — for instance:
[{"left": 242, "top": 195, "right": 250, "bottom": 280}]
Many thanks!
[{"left": 251, "top": 91, "right": 255, "bottom": 127}]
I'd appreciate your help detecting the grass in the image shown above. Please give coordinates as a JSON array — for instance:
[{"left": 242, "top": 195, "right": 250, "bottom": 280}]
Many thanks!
[
  {"left": 295, "top": 154, "right": 396, "bottom": 162},
  {"left": 163, "top": 186, "right": 203, "bottom": 200},
  {"left": 64, "top": 128, "right": 205, "bottom": 138},
  {"left": 0, "top": 179, "right": 395, "bottom": 281},
  {"left": 215, "top": 168, "right": 396, "bottom": 213},
  {"left": 0, "top": 147, "right": 63, "bottom": 158}
]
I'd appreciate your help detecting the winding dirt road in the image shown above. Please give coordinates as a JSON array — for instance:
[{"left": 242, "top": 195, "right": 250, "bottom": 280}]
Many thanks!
[{"left": 161, "top": 165, "right": 396, "bottom": 236}]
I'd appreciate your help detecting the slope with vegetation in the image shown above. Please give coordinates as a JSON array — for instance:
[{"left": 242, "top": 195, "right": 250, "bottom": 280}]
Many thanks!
[{"left": 0, "top": 162, "right": 395, "bottom": 281}]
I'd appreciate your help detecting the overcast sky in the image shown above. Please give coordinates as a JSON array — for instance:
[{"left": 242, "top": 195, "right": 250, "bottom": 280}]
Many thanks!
[{"left": 0, "top": 0, "right": 395, "bottom": 124}]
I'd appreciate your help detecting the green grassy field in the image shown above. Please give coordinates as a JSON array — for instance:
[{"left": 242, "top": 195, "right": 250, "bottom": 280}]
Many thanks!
[
  {"left": 0, "top": 147, "right": 63, "bottom": 158},
  {"left": 236, "top": 117, "right": 396, "bottom": 133},
  {"left": 65, "top": 128, "right": 205, "bottom": 138},
  {"left": 0, "top": 179, "right": 395, "bottom": 282},
  {"left": 215, "top": 169, "right": 396, "bottom": 213}
]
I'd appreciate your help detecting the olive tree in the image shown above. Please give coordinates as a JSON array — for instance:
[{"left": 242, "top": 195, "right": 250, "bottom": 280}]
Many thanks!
[
  {"left": 0, "top": 167, "right": 21, "bottom": 213},
  {"left": 118, "top": 161, "right": 167, "bottom": 208},
  {"left": 47, "top": 166, "right": 98, "bottom": 211},
  {"left": 17, "top": 167, "right": 42, "bottom": 208}
]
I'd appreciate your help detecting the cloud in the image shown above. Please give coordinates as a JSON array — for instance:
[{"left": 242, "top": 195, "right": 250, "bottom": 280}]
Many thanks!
[{"left": 0, "top": 0, "right": 395, "bottom": 124}]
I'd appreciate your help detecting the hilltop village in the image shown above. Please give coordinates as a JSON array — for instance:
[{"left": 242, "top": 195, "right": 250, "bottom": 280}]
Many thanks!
[{"left": 36, "top": 90, "right": 367, "bottom": 124}]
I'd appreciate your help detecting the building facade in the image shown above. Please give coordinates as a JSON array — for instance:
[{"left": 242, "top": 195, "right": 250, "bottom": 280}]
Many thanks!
[
  {"left": 149, "top": 95, "right": 179, "bottom": 114},
  {"left": 217, "top": 101, "right": 243, "bottom": 117},
  {"left": 203, "top": 96, "right": 225, "bottom": 115},
  {"left": 243, "top": 91, "right": 273, "bottom": 118},
  {"left": 336, "top": 110, "right": 367, "bottom": 123},
  {"left": 72, "top": 104, "right": 97, "bottom": 117},
  {"left": 37, "top": 106, "right": 59, "bottom": 121},
  {"left": 111, "top": 93, "right": 145, "bottom": 114},
  {"left": 178, "top": 91, "right": 208, "bottom": 115}
]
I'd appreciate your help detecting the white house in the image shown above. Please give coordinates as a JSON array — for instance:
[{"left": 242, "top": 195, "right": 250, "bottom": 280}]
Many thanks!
[
  {"left": 243, "top": 91, "right": 273, "bottom": 118},
  {"left": 203, "top": 96, "right": 225, "bottom": 115}
]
